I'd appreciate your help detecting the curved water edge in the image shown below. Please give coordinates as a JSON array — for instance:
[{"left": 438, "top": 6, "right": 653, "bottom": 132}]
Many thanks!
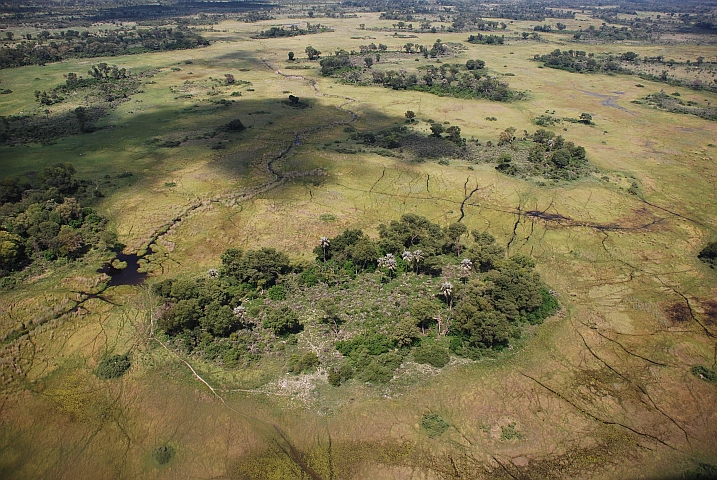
[{"left": 97, "top": 252, "right": 147, "bottom": 286}]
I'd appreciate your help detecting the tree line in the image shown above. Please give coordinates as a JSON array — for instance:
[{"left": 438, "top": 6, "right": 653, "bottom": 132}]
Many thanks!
[{"left": 0, "top": 26, "right": 208, "bottom": 69}]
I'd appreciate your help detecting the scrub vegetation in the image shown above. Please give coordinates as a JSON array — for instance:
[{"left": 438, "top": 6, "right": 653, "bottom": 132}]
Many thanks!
[{"left": 1, "top": 0, "right": 717, "bottom": 479}]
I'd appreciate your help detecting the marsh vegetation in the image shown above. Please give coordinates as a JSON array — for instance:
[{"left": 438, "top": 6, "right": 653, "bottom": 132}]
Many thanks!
[{"left": 1, "top": 0, "right": 716, "bottom": 478}]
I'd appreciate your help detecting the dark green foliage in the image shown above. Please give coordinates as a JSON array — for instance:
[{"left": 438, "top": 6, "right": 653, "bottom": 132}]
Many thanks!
[
  {"left": 152, "top": 223, "right": 558, "bottom": 376},
  {"left": 320, "top": 55, "right": 356, "bottom": 76},
  {"left": 254, "top": 24, "right": 332, "bottom": 40},
  {"left": 413, "top": 342, "right": 449, "bottom": 368},
  {"left": 152, "top": 445, "right": 175, "bottom": 465},
  {"left": 493, "top": 128, "right": 590, "bottom": 181},
  {"left": 96, "top": 354, "right": 131, "bottom": 379},
  {"left": 691, "top": 365, "right": 717, "bottom": 383},
  {"left": 392, "top": 318, "right": 422, "bottom": 348},
  {"left": 288, "top": 351, "right": 320, "bottom": 374},
  {"left": 332, "top": 59, "right": 521, "bottom": 101},
  {"left": 357, "top": 352, "right": 403, "bottom": 383},
  {"left": 378, "top": 214, "right": 446, "bottom": 256},
  {"left": 201, "top": 302, "right": 239, "bottom": 337},
  {"left": 421, "top": 413, "right": 450, "bottom": 438},
  {"left": 220, "top": 247, "right": 290, "bottom": 288},
  {"left": 534, "top": 49, "right": 619, "bottom": 74},
  {"left": 223, "top": 119, "right": 245, "bottom": 132},
  {"left": 682, "top": 463, "right": 717, "bottom": 479},
  {"left": 698, "top": 242, "right": 717, "bottom": 269},
  {"left": 328, "top": 363, "right": 354, "bottom": 386},
  {"left": 465, "top": 59, "right": 485, "bottom": 70},
  {"left": 263, "top": 306, "right": 303, "bottom": 336},
  {"left": 337, "top": 332, "right": 394, "bottom": 357},
  {"left": 0, "top": 164, "right": 115, "bottom": 276},
  {"left": 526, "top": 288, "right": 559, "bottom": 324},
  {"left": 0, "top": 27, "right": 208, "bottom": 69},
  {"left": 466, "top": 34, "right": 504, "bottom": 45}
]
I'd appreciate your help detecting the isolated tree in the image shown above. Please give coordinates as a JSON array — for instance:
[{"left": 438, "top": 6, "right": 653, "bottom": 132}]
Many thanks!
[
  {"left": 445, "top": 126, "right": 462, "bottom": 145},
  {"left": 288, "top": 94, "right": 300, "bottom": 105},
  {"left": 498, "top": 127, "right": 516, "bottom": 146},
  {"left": 430, "top": 123, "right": 444, "bottom": 138},
  {"left": 288, "top": 51, "right": 295, "bottom": 61},
  {"left": 440, "top": 281, "right": 453, "bottom": 310},
  {"left": 445, "top": 222, "right": 467, "bottom": 255},
  {"left": 579, "top": 112, "right": 592, "bottom": 124},
  {"left": 320, "top": 236, "right": 330, "bottom": 262},
  {"left": 305, "top": 45, "right": 321, "bottom": 60},
  {"left": 364, "top": 56, "right": 373, "bottom": 68},
  {"left": 225, "top": 73, "right": 235, "bottom": 85},
  {"left": 405, "top": 110, "right": 416, "bottom": 122}
]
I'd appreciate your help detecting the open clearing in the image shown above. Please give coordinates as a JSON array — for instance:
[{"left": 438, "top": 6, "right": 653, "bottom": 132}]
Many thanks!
[{"left": 1, "top": 8, "right": 717, "bottom": 480}]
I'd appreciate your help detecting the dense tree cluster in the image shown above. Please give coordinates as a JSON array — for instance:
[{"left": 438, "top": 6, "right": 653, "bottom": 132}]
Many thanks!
[
  {"left": 534, "top": 49, "right": 623, "bottom": 74},
  {"left": 0, "top": 27, "right": 208, "bottom": 69},
  {"left": 252, "top": 23, "right": 332, "bottom": 39},
  {"left": 466, "top": 34, "right": 505, "bottom": 45},
  {"left": 0, "top": 163, "right": 117, "bottom": 276},
  {"left": 329, "top": 57, "right": 522, "bottom": 101},
  {"left": 153, "top": 215, "right": 559, "bottom": 380},
  {"left": 494, "top": 127, "right": 590, "bottom": 180}
]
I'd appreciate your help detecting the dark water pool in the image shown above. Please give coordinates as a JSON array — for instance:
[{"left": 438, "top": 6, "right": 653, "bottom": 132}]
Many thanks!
[{"left": 98, "top": 252, "right": 147, "bottom": 286}]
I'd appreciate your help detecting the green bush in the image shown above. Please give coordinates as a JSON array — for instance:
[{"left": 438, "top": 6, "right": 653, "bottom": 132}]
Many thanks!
[
  {"left": 152, "top": 445, "right": 175, "bottom": 465},
  {"left": 288, "top": 351, "right": 319, "bottom": 374},
  {"left": 328, "top": 363, "right": 354, "bottom": 386},
  {"left": 691, "top": 365, "right": 717, "bottom": 383},
  {"left": 421, "top": 413, "right": 449, "bottom": 438},
  {"left": 413, "top": 343, "right": 449, "bottom": 368},
  {"left": 263, "top": 306, "right": 303, "bottom": 336},
  {"left": 96, "top": 354, "right": 131, "bottom": 379},
  {"left": 698, "top": 241, "right": 717, "bottom": 269},
  {"left": 336, "top": 332, "right": 394, "bottom": 357},
  {"left": 357, "top": 352, "right": 403, "bottom": 383},
  {"left": 267, "top": 284, "right": 286, "bottom": 300}
]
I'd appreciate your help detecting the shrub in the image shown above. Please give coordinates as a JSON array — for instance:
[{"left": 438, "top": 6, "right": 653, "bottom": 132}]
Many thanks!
[
  {"left": 263, "top": 306, "right": 303, "bottom": 336},
  {"left": 421, "top": 413, "right": 449, "bottom": 438},
  {"left": 288, "top": 351, "right": 320, "bottom": 373},
  {"left": 691, "top": 365, "right": 717, "bottom": 383},
  {"left": 267, "top": 284, "right": 286, "bottom": 300},
  {"left": 698, "top": 241, "right": 717, "bottom": 269},
  {"left": 328, "top": 363, "right": 354, "bottom": 386},
  {"left": 152, "top": 445, "right": 175, "bottom": 465},
  {"left": 413, "top": 343, "right": 449, "bottom": 368},
  {"left": 96, "top": 354, "right": 131, "bottom": 379}
]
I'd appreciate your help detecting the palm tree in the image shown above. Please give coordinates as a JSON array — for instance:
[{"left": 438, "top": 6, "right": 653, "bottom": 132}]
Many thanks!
[
  {"left": 460, "top": 258, "right": 473, "bottom": 281},
  {"left": 207, "top": 268, "right": 219, "bottom": 278},
  {"left": 378, "top": 253, "right": 397, "bottom": 278},
  {"left": 412, "top": 249, "right": 424, "bottom": 274},
  {"left": 233, "top": 305, "right": 246, "bottom": 319},
  {"left": 320, "top": 236, "right": 330, "bottom": 262},
  {"left": 402, "top": 250, "right": 413, "bottom": 272},
  {"left": 440, "top": 281, "right": 453, "bottom": 310}
]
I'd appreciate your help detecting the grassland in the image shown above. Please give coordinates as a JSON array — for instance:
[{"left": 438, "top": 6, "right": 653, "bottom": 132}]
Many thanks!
[{"left": 1, "top": 9, "right": 717, "bottom": 480}]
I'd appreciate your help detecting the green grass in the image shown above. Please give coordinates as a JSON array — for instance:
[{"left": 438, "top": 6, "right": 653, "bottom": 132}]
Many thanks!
[{"left": 0, "top": 9, "right": 716, "bottom": 480}]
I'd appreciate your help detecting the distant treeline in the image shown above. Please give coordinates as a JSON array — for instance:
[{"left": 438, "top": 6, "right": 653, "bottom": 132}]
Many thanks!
[{"left": 0, "top": 26, "right": 208, "bottom": 69}]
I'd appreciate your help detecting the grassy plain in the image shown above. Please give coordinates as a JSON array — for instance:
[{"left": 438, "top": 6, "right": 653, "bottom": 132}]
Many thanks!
[{"left": 1, "top": 10, "right": 717, "bottom": 480}]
